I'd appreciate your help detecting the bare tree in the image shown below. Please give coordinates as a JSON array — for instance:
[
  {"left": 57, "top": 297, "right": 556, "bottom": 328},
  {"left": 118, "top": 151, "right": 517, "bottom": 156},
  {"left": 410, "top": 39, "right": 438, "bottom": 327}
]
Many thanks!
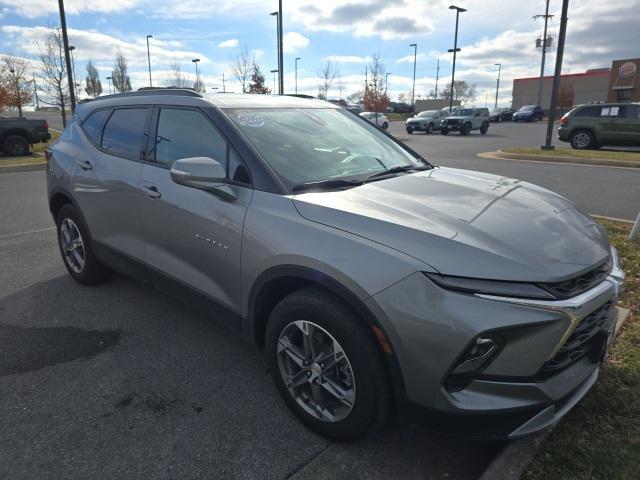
[
  {"left": 231, "top": 46, "right": 252, "bottom": 93},
  {"left": 166, "top": 60, "right": 191, "bottom": 88},
  {"left": 441, "top": 80, "right": 476, "bottom": 104},
  {"left": 112, "top": 49, "right": 132, "bottom": 93},
  {"left": 557, "top": 78, "right": 574, "bottom": 114},
  {"left": 1, "top": 56, "right": 33, "bottom": 117},
  {"left": 84, "top": 60, "right": 102, "bottom": 98},
  {"left": 316, "top": 60, "right": 338, "bottom": 100},
  {"left": 37, "top": 25, "right": 70, "bottom": 127},
  {"left": 363, "top": 54, "right": 389, "bottom": 122}
]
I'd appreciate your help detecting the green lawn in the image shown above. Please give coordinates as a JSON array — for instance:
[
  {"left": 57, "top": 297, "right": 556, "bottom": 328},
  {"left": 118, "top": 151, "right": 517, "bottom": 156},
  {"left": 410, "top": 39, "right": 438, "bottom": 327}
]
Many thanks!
[
  {"left": 388, "top": 112, "right": 412, "bottom": 121},
  {"left": 523, "top": 219, "right": 640, "bottom": 480},
  {"left": 32, "top": 130, "right": 60, "bottom": 153},
  {"left": 502, "top": 147, "right": 640, "bottom": 163}
]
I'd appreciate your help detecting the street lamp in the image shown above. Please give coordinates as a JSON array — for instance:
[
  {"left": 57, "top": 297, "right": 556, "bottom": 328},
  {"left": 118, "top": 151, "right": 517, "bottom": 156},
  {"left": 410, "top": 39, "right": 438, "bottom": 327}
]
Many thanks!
[
  {"left": 448, "top": 5, "right": 466, "bottom": 113},
  {"left": 385, "top": 72, "right": 392, "bottom": 94},
  {"left": 270, "top": 10, "right": 283, "bottom": 94},
  {"left": 9, "top": 69, "right": 22, "bottom": 117},
  {"left": 32, "top": 74, "right": 40, "bottom": 109},
  {"left": 106, "top": 76, "right": 112, "bottom": 94},
  {"left": 270, "top": 69, "right": 278, "bottom": 93},
  {"left": 494, "top": 63, "right": 502, "bottom": 109},
  {"left": 295, "top": 57, "right": 301, "bottom": 95},
  {"left": 409, "top": 43, "right": 417, "bottom": 112},
  {"left": 192, "top": 58, "right": 201, "bottom": 92},
  {"left": 146, "top": 35, "right": 153, "bottom": 87},
  {"left": 68, "top": 45, "right": 77, "bottom": 94}
]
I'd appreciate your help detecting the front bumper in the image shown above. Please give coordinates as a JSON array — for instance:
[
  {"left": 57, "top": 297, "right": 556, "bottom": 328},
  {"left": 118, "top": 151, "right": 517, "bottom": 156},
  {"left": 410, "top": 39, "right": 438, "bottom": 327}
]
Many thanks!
[
  {"left": 441, "top": 121, "right": 464, "bottom": 131},
  {"left": 369, "top": 250, "right": 625, "bottom": 438}
]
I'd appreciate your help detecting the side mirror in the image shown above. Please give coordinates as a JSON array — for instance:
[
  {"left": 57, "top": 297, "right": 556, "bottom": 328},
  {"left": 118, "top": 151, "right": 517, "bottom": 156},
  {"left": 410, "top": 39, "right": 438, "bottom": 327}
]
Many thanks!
[{"left": 170, "top": 156, "right": 237, "bottom": 201}]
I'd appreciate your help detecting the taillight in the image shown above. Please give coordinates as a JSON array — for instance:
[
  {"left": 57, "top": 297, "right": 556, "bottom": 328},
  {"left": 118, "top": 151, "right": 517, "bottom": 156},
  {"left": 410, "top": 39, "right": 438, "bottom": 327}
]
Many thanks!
[
  {"left": 45, "top": 150, "right": 52, "bottom": 163},
  {"left": 43, "top": 120, "right": 49, "bottom": 130},
  {"left": 559, "top": 115, "right": 569, "bottom": 125}
]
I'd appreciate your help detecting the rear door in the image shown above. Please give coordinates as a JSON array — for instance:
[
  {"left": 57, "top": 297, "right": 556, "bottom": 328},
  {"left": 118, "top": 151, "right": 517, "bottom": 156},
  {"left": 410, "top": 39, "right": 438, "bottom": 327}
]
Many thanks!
[
  {"left": 140, "top": 106, "right": 253, "bottom": 315},
  {"left": 621, "top": 105, "right": 640, "bottom": 145},
  {"left": 599, "top": 106, "right": 626, "bottom": 144},
  {"left": 73, "top": 106, "right": 151, "bottom": 279}
]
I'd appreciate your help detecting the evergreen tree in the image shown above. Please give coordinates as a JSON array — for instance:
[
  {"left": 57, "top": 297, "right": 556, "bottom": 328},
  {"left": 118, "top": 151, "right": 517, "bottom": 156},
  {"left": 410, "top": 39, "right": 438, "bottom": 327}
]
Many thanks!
[
  {"left": 248, "top": 62, "right": 270, "bottom": 94},
  {"left": 84, "top": 60, "right": 103, "bottom": 97}
]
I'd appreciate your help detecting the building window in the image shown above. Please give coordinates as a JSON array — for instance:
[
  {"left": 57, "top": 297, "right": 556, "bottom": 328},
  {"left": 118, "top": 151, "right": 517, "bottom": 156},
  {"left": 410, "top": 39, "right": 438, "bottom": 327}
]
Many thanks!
[{"left": 617, "top": 89, "right": 632, "bottom": 102}]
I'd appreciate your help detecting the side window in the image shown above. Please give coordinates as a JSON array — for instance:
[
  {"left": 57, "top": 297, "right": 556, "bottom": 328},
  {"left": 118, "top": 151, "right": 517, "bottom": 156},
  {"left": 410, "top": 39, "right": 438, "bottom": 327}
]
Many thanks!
[
  {"left": 155, "top": 108, "right": 227, "bottom": 168},
  {"left": 574, "top": 106, "right": 600, "bottom": 117},
  {"left": 101, "top": 108, "right": 149, "bottom": 159},
  {"left": 81, "top": 109, "right": 112, "bottom": 145},
  {"left": 228, "top": 149, "right": 251, "bottom": 185},
  {"left": 626, "top": 106, "right": 640, "bottom": 119}
]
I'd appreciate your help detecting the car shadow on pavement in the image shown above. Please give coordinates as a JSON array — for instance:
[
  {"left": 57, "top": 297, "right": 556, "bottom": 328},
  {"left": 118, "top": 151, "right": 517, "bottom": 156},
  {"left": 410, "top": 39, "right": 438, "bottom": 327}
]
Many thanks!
[{"left": 0, "top": 273, "right": 500, "bottom": 480}]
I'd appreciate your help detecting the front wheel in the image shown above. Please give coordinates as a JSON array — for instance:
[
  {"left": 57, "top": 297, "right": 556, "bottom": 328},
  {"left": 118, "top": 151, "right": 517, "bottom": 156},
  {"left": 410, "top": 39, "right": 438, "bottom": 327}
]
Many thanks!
[
  {"left": 266, "top": 287, "right": 392, "bottom": 440},
  {"left": 406, "top": 127, "right": 413, "bottom": 134},
  {"left": 381, "top": 122, "right": 389, "bottom": 130},
  {"left": 480, "top": 123, "right": 489, "bottom": 135},
  {"left": 426, "top": 123, "right": 434, "bottom": 134},
  {"left": 441, "top": 128, "right": 449, "bottom": 135},
  {"left": 460, "top": 123, "right": 471, "bottom": 135},
  {"left": 570, "top": 130, "right": 595, "bottom": 150}
]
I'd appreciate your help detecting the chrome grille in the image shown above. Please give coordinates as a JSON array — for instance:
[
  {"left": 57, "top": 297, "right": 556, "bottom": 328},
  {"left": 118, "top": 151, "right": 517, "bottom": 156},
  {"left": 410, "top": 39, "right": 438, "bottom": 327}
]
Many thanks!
[{"left": 539, "top": 258, "right": 612, "bottom": 300}]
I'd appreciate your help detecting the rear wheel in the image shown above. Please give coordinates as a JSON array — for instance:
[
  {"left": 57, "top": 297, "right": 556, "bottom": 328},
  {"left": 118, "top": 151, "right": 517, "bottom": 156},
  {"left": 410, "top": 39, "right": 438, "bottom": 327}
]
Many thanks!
[
  {"left": 266, "top": 287, "right": 392, "bottom": 440},
  {"left": 2, "top": 134, "right": 30, "bottom": 156},
  {"left": 426, "top": 123, "right": 434, "bottom": 134},
  {"left": 480, "top": 122, "right": 489, "bottom": 135},
  {"left": 570, "top": 130, "right": 595, "bottom": 150},
  {"left": 56, "top": 204, "right": 111, "bottom": 285}
]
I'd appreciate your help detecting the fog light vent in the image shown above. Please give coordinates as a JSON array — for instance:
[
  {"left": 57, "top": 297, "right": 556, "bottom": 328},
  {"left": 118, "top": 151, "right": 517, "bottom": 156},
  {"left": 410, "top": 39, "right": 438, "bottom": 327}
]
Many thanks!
[{"left": 451, "top": 336, "right": 501, "bottom": 376}]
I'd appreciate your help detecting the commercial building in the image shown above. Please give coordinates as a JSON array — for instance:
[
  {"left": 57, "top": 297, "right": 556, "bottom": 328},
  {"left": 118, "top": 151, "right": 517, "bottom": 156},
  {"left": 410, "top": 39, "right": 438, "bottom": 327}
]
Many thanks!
[{"left": 511, "top": 58, "right": 640, "bottom": 111}]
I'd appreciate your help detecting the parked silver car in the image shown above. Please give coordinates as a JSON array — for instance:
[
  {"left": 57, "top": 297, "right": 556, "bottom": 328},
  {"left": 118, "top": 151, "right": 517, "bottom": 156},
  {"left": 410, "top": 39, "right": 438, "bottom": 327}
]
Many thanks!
[
  {"left": 441, "top": 107, "right": 491, "bottom": 135},
  {"left": 405, "top": 110, "right": 448, "bottom": 134},
  {"left": 359, "top": 111, "right": 389, "bottom": 130},
  {"left": 47, "top": 90, "right": 624, "bottom": 440}
]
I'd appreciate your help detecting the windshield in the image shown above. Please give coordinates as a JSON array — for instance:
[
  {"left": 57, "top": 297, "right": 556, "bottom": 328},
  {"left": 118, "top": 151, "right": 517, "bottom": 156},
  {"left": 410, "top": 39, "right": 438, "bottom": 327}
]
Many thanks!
[
  {"left": 454, "top": 109, "right": 473, "bottom": 116},
  {"left": 519, "top": 105, "right": 535, "bottom": 112},
  {"left": 417, "top": 111, "right": 437, "bottom": 117},
  {"left": 225, "top": 108, "right": 428, "bottom": 188}
]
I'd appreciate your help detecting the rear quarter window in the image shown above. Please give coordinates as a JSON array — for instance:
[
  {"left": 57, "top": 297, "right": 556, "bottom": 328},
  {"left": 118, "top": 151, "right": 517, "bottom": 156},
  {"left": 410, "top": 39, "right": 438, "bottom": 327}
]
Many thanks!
[
  {"left": 101, "top": 108, "right": 149, "bottom": 159},
  {"left": 81, "top": 109, "right": 112, "bottom": 145},
  {"left": 573, "top": 106, "right": 601, "bottom": 117}
]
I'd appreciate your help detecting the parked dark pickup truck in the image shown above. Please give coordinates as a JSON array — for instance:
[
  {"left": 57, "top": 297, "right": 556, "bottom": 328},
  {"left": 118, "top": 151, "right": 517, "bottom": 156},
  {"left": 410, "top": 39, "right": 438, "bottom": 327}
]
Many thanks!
[{"left": 0, "top": 117, "right": 51, "bottom": 156}]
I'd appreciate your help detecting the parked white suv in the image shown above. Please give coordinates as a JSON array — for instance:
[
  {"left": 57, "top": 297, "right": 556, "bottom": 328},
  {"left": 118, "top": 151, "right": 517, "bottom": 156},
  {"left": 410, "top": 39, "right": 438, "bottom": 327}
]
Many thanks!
[{"left": 359, "top": 111, "right": 389, "bottom": 130}]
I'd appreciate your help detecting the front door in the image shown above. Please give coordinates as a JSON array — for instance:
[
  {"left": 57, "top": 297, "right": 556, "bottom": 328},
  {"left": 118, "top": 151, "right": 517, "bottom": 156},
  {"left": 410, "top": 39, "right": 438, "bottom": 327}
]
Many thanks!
[{"left": 140, "top": 107, "right": 253, "bottom": 315}]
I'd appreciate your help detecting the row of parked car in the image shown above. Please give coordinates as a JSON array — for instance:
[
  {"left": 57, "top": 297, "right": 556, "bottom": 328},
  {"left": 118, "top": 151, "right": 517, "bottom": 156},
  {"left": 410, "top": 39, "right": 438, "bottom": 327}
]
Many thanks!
[{"left": 405, "top": 107, "right": 492, "bottom": 136}]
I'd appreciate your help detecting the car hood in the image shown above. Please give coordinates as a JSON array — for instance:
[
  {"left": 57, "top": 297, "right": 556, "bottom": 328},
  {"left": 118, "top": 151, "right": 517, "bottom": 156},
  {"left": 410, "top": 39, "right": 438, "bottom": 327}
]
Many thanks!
[
  {"left": 407, "top": 117, "right": 434, "bottom": 122},
  {"left": 292, "top": 167, "right": 610, "bottom": 282},
  {"left": 514, "top": 111, "right": 533, "bottom": 116}
]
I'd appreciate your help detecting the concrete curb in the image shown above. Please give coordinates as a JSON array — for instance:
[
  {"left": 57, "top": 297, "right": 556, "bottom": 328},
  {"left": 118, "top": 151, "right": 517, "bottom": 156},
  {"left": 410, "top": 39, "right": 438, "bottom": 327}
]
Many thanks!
[
  {"left": 479, "top": 306, "right": 631, "bottom": 479},
  {"left": 0, "top": 162, "right": 46, "bottom": 173},
  {"left": 478, "top": 150, "right": 640, "bottom": 169}
]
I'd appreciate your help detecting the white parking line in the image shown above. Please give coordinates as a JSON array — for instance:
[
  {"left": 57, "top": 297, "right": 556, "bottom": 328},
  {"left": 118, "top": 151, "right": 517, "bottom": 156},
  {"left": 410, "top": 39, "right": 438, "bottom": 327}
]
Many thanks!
[{"left": 0, "top": 227, "right": 56, "bottom": 239}]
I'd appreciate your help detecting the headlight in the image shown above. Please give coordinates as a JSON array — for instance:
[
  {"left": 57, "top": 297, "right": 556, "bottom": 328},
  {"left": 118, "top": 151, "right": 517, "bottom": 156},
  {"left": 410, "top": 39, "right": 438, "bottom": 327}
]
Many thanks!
[{"left": 424, "top": 273, "right": 555, "bottom": 300}]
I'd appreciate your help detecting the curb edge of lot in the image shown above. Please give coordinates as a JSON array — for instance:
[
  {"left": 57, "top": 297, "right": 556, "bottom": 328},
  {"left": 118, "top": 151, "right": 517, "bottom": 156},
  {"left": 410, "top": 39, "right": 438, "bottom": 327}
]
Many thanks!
[
  {"left": 0, "top": 162, "right": 46, "bottom": 173},
  {"left": 478, "top": 150, "right": 640, "bottom": 169},
  {"left": 479, "top": 306, "right": 631, "bottom": 480}
]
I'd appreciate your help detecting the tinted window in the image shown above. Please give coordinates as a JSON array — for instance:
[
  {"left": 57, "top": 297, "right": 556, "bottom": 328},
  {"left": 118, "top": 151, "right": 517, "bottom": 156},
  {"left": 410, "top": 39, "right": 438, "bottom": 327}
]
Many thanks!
[
  {"left": 155, "top": 108, "right": 227, "bottom": 169},
  {"left": 101, "top": 108, "right": 149, "bottom": 159},
  {"left": 626, "top": 106, "right": 640, "bottom": 119},
  {"left": 82, "top": 109, "right": 112, "bottom": 145},
  {"left": 574, "top": 106, "right": 600, "bottom": 117}
]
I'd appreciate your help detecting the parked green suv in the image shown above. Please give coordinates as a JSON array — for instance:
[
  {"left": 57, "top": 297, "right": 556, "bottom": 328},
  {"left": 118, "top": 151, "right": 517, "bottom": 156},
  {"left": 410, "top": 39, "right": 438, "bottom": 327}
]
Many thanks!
[{"left": 558, "top": 102, "right": 640, "bottom": 149}]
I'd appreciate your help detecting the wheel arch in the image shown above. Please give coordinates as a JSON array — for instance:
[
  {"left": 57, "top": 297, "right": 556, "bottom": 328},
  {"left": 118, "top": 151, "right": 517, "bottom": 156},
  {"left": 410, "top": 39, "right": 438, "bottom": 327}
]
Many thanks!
[{"left": 0, "top": 128, "right": 31, "bottom": 145}]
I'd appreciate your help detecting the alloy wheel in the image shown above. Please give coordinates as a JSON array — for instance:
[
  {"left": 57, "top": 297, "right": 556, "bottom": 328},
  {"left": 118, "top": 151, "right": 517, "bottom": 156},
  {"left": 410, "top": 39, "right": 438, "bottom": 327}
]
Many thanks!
[
  {"left": 60, "top": 218, "right": 86, "bottom": 273},
  {"left": 277, "top": 320, "right": 356, "bottom": 422},
  {"left": 571, "top": 132, "right": 591, "bottom": 149}
]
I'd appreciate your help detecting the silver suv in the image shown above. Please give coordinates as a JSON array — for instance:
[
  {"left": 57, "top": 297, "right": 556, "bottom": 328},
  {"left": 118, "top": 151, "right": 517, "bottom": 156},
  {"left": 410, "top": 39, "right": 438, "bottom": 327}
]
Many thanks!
[
  {"left": 441, "top": 107, "right": 490, "bottom": 135},
  {"left": 47, "top": 90, "right": 624, "bottom": 440}
]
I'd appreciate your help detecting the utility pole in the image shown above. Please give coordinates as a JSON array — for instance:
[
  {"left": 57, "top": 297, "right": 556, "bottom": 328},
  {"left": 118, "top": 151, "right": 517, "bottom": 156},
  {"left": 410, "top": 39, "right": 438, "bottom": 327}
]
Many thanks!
[
  {"left": 69, "top": 45, "right": 77, "bottom": 95},
  {"left": 385, "top": 72, "right": 392, "bottom": 94},
  {"left": 192, "top": 58, "right": 200, "bottom": 92},
  {"left": 278, "top": 0, "right": 284, "bottom": 94},
  {"left": 146, "top": 35, "right": 153, "bottom": 87},
  {"left": 494, "top": 63, "right": 502, "bottom": 109},
  {"left": 295, "top": 57, "right": 301, "bottom": 94},
  {"left": 32, "top": 74, "right": 40, "bottom": 109},
  {"left": 106, "top": 76, "right": 112, "bottom": 94},
  {"left": 448, "top": 5, "right": 467, "bottom": 113},
  {"left": 534, "top": 0, "right": 553, "bottom": 108},
  {"left": 58, "top": 0, "right": 76, "bottom": 112},
  {"left": 434, "top": 58, "right": 440, "bottom": 99},
  {"left": 271, "top": 69, "right": 278, "bottom": 93},
  {"left": 222, "top": 73, "right": 226, "bottom": 93},
  {"left": 543, "top": 0, "right": 569, "bottom": 150},
  {"left": 9, "top": 69, "right": 22, "bottom": 117},
  {"left": 409, "top": 43, "right": 417, "bottom": 113}
]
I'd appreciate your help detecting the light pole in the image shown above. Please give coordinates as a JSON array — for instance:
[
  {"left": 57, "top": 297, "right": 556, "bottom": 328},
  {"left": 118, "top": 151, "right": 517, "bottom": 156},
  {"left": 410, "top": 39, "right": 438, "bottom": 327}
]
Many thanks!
[
  {"left": 434, "top": 58, "right": 440, "bottom": 99},
  {"left": 68, "top": 45, "right": 77, "bottom": 95},
  {"left": 271, "top": 69, "right": 278, "bottom": 93},
  {"left": 448, "top": 5, "right": 466, "bottom": 113},
  {"left": 9, "top": 69, "right": 22, "bottom": 117},
  {"left": 106, "top": 76, "right": 112, "bottom": 94},
  {"left": 192, "top": 58, "right": 201, "bottom": 92},
  {"left": 32, "top": 74, "right": 40, "bottom": 110},
  {"left": 409, "top": 43, "right": 417, "bottom": 112},
  {"left": 270, "top": 10, "right": 283, "bottom": 94},
  {"left": 534, "top": 0, "right": 552, "bottom": 109},
  {"left": 57, "top": 0, "right": 76, "bottom": 114},
  {"left": 494, "top": 63, "right": 502, "bottom": 109},
  {"left": 385, "top": 72, "right": 392, "bottom": 94},
  {"left": 146, "top": 34, "right": 153, "bottom": 87},
  {"left": 295, "top": 57, "right": 301, "bottom": 94}
]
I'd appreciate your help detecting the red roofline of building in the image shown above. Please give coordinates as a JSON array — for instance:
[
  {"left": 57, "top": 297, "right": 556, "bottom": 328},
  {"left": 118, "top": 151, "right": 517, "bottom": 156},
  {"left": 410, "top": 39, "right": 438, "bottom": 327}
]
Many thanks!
[{"left": 513, "top": 70, "right": 610, "bottom": 83}]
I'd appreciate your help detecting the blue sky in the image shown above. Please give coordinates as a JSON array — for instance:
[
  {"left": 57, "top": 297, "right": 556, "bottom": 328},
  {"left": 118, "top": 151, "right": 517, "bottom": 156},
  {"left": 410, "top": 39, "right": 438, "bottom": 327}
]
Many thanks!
[{"left": 1, "top": 0, "right": 639, "bottom": 106}]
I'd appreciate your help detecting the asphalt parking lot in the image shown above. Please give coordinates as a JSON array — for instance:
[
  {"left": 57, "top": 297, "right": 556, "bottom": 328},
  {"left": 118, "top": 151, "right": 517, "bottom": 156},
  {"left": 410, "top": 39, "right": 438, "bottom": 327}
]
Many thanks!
[{"left": 1, "top": 119, "right": 639, "bottom": 479}]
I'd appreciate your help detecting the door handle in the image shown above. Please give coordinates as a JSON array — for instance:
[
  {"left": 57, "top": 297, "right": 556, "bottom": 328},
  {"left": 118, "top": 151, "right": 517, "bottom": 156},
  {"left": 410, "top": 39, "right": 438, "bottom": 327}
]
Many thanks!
[
  {"left": 142, "top": 184, "right": 161, "bottom": 199},
  {"left": 76, "top": 159, "right": 93, "bottom": 170}
]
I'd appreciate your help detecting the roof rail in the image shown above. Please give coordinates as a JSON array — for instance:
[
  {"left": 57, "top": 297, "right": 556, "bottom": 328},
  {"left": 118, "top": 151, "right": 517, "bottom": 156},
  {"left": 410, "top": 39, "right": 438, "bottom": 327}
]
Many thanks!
[{"left": 92, "top": 88, "right": 203, "bottom": 101}]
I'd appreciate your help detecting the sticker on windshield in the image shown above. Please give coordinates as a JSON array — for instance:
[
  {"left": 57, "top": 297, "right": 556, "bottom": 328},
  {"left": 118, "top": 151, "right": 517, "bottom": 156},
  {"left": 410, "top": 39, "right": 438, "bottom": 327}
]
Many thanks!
[{"left": 235, "top": 113, "right": 264, "bottom": 127}]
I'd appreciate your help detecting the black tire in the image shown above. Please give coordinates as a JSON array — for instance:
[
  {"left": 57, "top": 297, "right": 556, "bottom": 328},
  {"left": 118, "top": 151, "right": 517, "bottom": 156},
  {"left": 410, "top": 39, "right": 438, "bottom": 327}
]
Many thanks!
[
  {"left": 460, "top": 123, "right": 471, "bottom": 135},
  {"left": 382, "top": 122, "right": 389, "bottom": 130},
  {"left": 480, "top": 122, "right": 489, "bottom": 135},
  {"left": 2, "top": 134, "right": 30, "bottom": 156},
  {"left": 56, "top": 204, "right": 111, "bottom": 285},
  {"left": 406, "top": 127, "right": 413, "bottom": 134},
  {"left": 441, "top": 128, "right": 449, "bottom": 135},
  {"left": 266, "top": 286, "right": 392, "bottom": 440},
  {"left": 426, "top": 123, "right": 434, "bottom": 134},
  {"left": 569, "top": 129, "right": 595, "bottom": 150}
]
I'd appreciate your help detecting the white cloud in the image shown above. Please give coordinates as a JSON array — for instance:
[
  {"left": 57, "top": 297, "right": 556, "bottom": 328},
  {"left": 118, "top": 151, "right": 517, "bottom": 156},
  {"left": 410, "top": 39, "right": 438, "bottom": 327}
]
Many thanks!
[
  {"left": 0, "top": 0, "right": 133, "bottom": 19},
  {"left": 396, "top": 53, "right": 429, "bottom": 64},
  {"left": 218, "top": 38, "right": 239, "bottom": 48},
  {"left": 326, "top": 55, "right": 370, "bottom": 64},
  {"left": 283, "top": 32, "right": 310, "bottom": 54}
]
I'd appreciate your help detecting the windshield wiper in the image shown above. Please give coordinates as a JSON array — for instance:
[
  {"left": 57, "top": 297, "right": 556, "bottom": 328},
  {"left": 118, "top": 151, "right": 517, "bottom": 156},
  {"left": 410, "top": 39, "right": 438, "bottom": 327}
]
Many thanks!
[
  {"left": 364, "top": 164, "right": 431, "bottom": 182},
  {"left": 291, "top": 178, "right": 364, "bottom": 193}
]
